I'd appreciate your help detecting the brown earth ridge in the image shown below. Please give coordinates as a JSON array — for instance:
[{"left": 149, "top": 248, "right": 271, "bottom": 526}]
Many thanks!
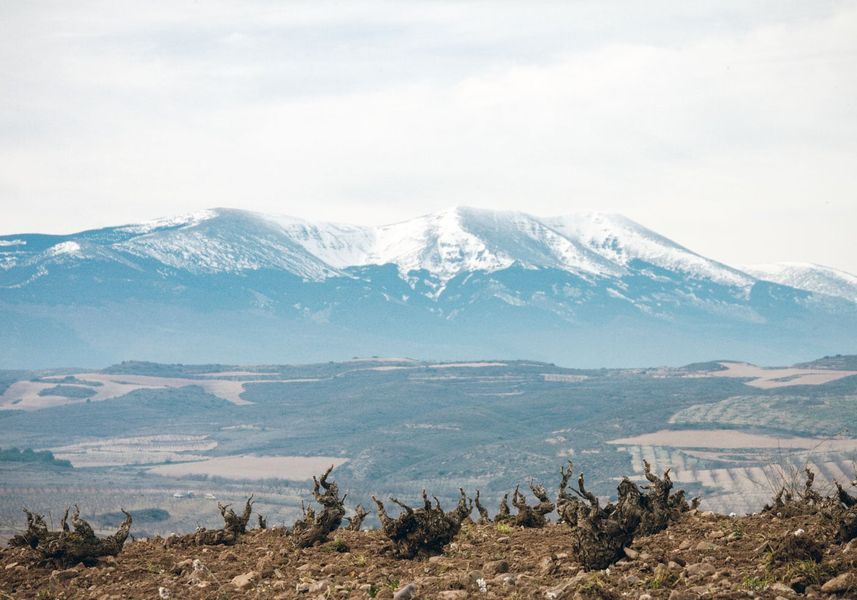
[{"left": 2, "top": 467, "right": 856, "bottom": 600}]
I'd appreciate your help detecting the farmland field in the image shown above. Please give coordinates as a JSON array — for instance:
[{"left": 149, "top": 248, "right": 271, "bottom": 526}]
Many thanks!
[{"left": 1, "top": 356, "right": 856, "bottom": 540}]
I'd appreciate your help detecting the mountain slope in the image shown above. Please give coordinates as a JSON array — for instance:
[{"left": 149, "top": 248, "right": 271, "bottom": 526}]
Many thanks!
[
  {"left": 1, "top": 207, "right": 855, "bottom": 368},
  {"left": 546, "top": 213, "right": 752, "bottom": 287},
  {"left": 741, "top": 262, "right": 857, "bottom": 304}
]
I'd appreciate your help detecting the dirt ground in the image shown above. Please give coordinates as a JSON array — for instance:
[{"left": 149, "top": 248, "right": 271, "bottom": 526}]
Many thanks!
[
  {"left": 708, "top": 363, "right": 857, "bottom": 390},
  {"left": 2, "top": 509, "right": 855, "bottom": 599}
]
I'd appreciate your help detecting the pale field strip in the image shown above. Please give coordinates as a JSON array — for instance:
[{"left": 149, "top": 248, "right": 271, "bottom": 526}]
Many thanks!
[
  {"left": 147, "top": 455, "right": 349, "bottom": 481},
  {"left": 349, "top": 362, "right": 508, "bottom": 373},
  {"left": 541, "top": 374, "right": 589, "bottom": 382},
  {"left": 50, "top": 434, "right": 218, "bottom": 468},
  {"left": 427, "top": 362, "right": 507, "bottom": 368},
  {"left": 693, "top": 361, "right": 857, "bottom": 389},
  {"left": 609, "top": 429, "right": 857, "bottom": 451}
]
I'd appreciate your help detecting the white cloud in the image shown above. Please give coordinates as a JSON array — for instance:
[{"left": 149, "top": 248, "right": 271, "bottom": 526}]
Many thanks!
[{"left": 0, "top": 1, "right": 855, "bottom": 272}]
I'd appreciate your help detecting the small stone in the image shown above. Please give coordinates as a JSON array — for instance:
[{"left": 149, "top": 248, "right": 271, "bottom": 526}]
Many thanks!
[
  {"left": 685, "top": 562, "right": 716, "bottom": 578},
  {"left": 4, "top": 562, "right": 18, "bottom": 570},
  {"left": 623, "top": 574, "right": 640, "bottom": 585},
  {"left": 50, "top": 568, "right": 79, "bottom": 581},
  {"left": 623, "top": 547, "right": 639, "bottom": 560},
  {"left": 309, "top": 579, "right": 332, "bottom": 593},
  {"left": 158, "top": 587, "right": 170, "bottom": 599},
  {"left": 492, "top": 573, "right": 515, "bottom": 587},
  {"left": 695, "top": 541, "right": 720, "bottom": 552},
  {"left": 231, "top": 571, "right": 258, "bottom": 590},
  {"left": 821, "top": 572, "right": 857, "bottom": 593},
  {"left": 170, "top": 558, "right": 193, "bottom": 575},
  {"left": 539, "top": 556, "right": 558, "bottom": 575},
  {"left": 256, "top": 556, "right": 275, "bottom": 575},
  {"left": 393, "top": 583, "right": 418, "bottom": 600},
  {"left": 295, "top": 582, "right": 310, "bottom": 593},
  {"left": 707, "top": 530, "right": 724, "bottom": 539},
  {"left": 769, "top": 582, "right": 796, "bottom": 595}
]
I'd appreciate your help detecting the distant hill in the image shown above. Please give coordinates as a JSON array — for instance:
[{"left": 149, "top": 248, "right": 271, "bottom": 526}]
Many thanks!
[{"left": 795, "top": 354, "right": 857, "bottom": 370}]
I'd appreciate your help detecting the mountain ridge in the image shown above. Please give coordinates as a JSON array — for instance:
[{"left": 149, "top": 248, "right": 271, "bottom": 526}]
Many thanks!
[
  {"left": 3, "top": 206, "right": 852, "bottom": 295},
  {"left": 1, "top": 206, "right": 855, "bottom": 369}
]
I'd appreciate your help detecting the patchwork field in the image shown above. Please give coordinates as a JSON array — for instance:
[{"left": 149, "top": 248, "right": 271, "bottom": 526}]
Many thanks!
[
  {"left": 610, "top": 431, "right": 857, "bottom": 514},
  {"left": 695, "top": 361, "right": 857, "bottom": 389},
  {"left": 50, "top": 434, "right": 219, "bottom": 467},
  {"left": 1, "top": 356, "right": 856, "bottom": 539}
]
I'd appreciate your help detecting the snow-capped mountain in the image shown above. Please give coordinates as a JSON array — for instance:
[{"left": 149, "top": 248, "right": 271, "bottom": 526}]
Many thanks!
[
  {"left": 741, "top": 262, "right": 857, "bottom": 304},
  {"left": 116, "top": 209, "right": 341, "bottom": 279},
  {"left": 265, "top": 207, "right": 622, "bottom": 281},
  {"left": 1, "top": 207, "right": 855, "bottom": 369},
  {"left": 545, "top": 213, "right": 752, "bottom": 288}
]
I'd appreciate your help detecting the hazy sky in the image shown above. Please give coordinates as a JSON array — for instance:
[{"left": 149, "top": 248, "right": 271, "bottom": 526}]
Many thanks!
[{"left": 1, "top": 1, "right": 856, "bottom": 272}]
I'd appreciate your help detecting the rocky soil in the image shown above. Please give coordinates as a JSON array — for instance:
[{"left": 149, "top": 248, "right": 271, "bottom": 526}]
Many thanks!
[{"left": 2, "top": 508, "right": 856, "bottom": 599}]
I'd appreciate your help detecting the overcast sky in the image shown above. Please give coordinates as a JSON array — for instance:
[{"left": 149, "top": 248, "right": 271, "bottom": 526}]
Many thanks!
[{"left": 1, "top": 1, "right": 855, "bottom": 272}]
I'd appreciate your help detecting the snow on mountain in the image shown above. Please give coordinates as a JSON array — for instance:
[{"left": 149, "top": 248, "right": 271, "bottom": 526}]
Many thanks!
[
  {"left": 266, "top": 207, "right": 622, "bottom": 282},
  {"left": 46, "top": 241, "right": 82, "bottom": 257},
  {"left": 115, "top": 209, "right": 340, "bottom": 279},
  {"left": 742, "top": 262, "right": 857, "bottom": 303},
  {"left": 116, "top": 210, "right": 218, "bottom": 234},
  {"left": 11, "top": 207, "right": 854, "bottom": 305},
  {"left": 368, "top": 207, "right": 623, "bottom": 281},
  {"left": 545, "top": 212, "right": 753, "bottom": 288},
  {"left": 264, "top": 215, "right": 375, "bottom": 269}
]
